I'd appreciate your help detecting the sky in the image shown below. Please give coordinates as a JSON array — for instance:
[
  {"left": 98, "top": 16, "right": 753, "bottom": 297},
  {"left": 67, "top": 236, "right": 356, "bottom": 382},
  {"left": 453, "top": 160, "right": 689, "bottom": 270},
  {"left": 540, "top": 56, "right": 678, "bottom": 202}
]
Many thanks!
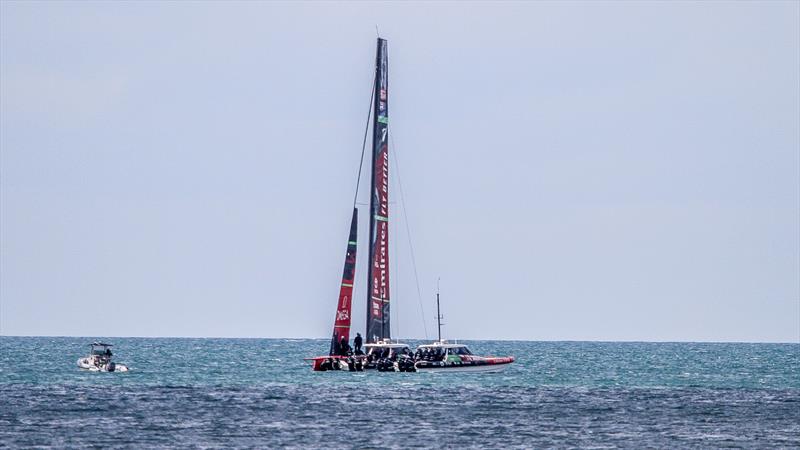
[{"left": 1, "top": 1, "right": 798, "bottom": 342}]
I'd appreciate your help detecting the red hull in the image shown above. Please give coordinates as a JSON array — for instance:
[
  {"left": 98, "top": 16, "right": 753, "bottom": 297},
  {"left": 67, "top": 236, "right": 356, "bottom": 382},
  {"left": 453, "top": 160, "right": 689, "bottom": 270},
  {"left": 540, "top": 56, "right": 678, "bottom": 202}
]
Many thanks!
[{"left": 306, "top": 355, "right": 366, "bottom": 371}]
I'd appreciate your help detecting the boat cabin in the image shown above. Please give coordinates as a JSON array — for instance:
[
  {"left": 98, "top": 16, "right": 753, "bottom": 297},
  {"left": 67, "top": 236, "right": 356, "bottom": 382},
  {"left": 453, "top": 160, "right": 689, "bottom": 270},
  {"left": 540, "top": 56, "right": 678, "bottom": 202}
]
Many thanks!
[
  {"left": 89, "top": 343, "right": 113, "bottom": 358},
  {"left": 415, "top": 342, "right": 472, "bottom": 362},
  {"left": 362, "top": 341, "right": 412, "bottom": 362}
]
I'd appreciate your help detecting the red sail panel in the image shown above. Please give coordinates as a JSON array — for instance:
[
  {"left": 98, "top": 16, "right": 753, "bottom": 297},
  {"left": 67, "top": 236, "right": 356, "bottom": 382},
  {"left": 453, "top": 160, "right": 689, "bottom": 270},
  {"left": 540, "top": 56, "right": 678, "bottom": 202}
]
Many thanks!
[
  {"left": 329, "top": 208, "right": 358, "bottom": 356},
  {"left": 366, "top": 38, "right": 390, "bottom": 343}
]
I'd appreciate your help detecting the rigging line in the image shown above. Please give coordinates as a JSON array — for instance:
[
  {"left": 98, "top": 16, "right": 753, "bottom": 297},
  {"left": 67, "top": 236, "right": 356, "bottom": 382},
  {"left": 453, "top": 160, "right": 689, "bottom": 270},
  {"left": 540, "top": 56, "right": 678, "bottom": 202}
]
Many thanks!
[
  {"left": 393, "top": 205, "right": 399, "bottom": 341},
  {"left": 389, "top": 132, "right": 429, "bottom": 340},
  {"left": 352, "top": 75, "right": 376, "bottom": 208}
]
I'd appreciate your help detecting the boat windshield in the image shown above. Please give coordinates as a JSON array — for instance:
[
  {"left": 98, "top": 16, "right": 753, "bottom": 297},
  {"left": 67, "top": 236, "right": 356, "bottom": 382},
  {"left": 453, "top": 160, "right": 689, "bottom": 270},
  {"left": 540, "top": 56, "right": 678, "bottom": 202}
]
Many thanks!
[
  {"left": 367, "top": 346, "right": 408, "bottom": 354},
  {"left": 365, "top": 345, "right": 410, "bottom": 360},
  {"left": 91, "top": 346, "right": 112, "bottom": 356},
  {"left": 448, "top": 346, "right": 472, "bottom": 356}
]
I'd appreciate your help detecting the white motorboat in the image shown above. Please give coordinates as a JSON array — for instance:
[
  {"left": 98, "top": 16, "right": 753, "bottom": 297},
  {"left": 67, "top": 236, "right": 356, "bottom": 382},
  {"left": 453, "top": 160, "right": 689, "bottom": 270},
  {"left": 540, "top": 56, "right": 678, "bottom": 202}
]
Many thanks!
[
  {"left": 77, "top": 342, "right": 129, "bottom": 372},
  {"left": 413, "top": 341, "right": 514, "bottom": 373},
  {"left": 413, "top": 285, "right": 514, "bottom": 373}
]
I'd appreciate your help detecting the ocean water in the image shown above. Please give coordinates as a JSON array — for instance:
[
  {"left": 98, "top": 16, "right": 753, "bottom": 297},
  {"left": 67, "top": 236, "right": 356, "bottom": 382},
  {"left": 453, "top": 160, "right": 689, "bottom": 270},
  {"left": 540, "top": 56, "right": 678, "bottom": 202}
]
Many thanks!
[{"left": 0, "top": 337, "right": 797, "bottom": 448}]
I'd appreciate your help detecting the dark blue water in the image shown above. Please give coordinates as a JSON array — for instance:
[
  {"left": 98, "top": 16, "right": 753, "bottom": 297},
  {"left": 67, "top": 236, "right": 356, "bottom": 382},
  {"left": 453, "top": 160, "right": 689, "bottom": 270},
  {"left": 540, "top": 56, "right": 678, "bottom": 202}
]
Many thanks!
[{"left": 1, "top": 337, "right": 798, "bottom": 447}]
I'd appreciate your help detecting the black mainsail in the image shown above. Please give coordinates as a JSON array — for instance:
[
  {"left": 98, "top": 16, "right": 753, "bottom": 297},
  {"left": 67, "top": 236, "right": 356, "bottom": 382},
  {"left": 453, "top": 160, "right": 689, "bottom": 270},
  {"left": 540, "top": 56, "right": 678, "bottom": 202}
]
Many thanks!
[{"left": 366, "top": 38, "right": 390, "bottom": 343}]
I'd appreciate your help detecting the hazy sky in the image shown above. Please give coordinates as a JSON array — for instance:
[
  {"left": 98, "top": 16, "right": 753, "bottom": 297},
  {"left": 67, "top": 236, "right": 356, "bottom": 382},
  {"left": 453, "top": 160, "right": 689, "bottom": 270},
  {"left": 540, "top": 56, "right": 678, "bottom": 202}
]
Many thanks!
[{"left": 1, "top": 1, "right": 798, "bottom": 342}]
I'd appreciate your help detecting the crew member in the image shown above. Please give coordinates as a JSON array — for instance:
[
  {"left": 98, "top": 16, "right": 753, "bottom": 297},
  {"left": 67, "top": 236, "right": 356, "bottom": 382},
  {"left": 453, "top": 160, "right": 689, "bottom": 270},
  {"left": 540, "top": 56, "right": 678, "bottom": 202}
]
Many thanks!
[
  {"left": 339, "top": 336, "right": 350, "bottom": 356},
  {"left": 354, "top": 333, "right": 363, "bottom": 354}
]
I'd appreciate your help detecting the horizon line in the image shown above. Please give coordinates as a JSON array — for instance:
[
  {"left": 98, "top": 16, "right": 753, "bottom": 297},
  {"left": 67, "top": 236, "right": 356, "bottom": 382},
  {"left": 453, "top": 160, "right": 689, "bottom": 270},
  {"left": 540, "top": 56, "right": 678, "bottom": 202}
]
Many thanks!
[{"left": 0, "top": 334, "right": 797, "bottom": 345}]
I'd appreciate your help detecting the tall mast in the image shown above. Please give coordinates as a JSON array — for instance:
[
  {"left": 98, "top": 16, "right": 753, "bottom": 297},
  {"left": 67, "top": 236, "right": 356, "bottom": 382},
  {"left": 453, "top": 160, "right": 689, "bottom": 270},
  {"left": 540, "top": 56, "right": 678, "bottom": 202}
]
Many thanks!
[
  {"left": 436, "top": 278, "right": 443, "bottom": 342},
  {"left": 366, "top": 38, "right": 390, "bottom": 343}
]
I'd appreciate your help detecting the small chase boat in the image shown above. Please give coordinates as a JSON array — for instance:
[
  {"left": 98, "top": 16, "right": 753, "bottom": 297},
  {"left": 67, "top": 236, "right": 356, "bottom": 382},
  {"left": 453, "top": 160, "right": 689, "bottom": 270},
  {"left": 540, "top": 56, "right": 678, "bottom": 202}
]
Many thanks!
[
  {"left": 413, "top": 341, "right": 514, "bottom": 373},
  {"left": 413, "top": 283, "right": 514, "bottom": 373},
  {"left": 77, "top": 343, "right": 129, "bottom": 372}
]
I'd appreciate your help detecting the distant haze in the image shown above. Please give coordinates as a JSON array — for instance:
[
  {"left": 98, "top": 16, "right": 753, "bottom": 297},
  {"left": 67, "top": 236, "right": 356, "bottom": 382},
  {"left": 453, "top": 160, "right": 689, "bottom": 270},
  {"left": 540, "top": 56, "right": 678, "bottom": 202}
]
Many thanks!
[{"left": 1, "top": 1, "right": 798, "bottom": 342}]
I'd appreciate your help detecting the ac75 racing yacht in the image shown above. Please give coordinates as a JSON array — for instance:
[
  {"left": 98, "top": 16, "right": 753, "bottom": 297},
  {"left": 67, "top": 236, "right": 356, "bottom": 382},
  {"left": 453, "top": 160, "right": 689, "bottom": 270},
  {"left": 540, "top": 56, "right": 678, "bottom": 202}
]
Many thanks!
[
  {"left": 307, "top": 39, "right": 512, "bottom": 375},
  {"left": 307, "top": 38, "right": 411, "bottom": 372}
]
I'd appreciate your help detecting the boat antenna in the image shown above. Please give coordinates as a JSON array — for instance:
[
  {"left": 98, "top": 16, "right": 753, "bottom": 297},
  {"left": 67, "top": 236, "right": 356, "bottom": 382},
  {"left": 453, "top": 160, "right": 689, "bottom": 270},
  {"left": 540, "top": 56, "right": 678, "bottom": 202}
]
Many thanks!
[
  {"left": 375, "top": 25, "right": 380, "bottom": 38},
  {"left": 436, "top": 277, "right": 444, "bottom": 342}
]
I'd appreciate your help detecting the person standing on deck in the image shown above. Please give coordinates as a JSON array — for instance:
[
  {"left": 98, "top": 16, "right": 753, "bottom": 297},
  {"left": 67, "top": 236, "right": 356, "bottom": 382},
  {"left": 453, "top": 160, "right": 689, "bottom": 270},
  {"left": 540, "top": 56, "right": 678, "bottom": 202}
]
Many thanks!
[
  {"left": 332, "top": 333, "right": 341, "bottom": 356},
  {"left": 354, "top": 333, "right": 363, "bottom": 354}
]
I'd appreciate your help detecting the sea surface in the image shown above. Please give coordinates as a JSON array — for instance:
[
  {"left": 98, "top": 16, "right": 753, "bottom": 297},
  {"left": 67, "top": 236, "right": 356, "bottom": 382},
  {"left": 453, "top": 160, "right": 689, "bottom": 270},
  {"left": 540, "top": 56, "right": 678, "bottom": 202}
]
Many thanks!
[{"left": 0, "top": 337, "right": 797, "bottom": 448}]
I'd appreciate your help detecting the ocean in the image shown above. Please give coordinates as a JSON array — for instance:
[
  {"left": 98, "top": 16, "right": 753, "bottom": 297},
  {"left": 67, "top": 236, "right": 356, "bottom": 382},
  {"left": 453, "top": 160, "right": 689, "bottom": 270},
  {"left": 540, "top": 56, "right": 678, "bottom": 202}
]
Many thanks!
[{"left": 0, "top": 337, "right": 797, "bottom": 448}]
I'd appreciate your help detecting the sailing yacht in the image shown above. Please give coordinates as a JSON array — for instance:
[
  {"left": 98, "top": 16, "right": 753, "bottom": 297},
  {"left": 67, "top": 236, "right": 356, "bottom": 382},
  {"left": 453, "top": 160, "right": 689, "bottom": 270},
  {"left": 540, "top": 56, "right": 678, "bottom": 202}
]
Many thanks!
[
  {"left": 307, "top": 38, "right": 411, "bottom": 372},
  {"left": 307, "top": 38, "right": 512, "bottom": 374}
]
